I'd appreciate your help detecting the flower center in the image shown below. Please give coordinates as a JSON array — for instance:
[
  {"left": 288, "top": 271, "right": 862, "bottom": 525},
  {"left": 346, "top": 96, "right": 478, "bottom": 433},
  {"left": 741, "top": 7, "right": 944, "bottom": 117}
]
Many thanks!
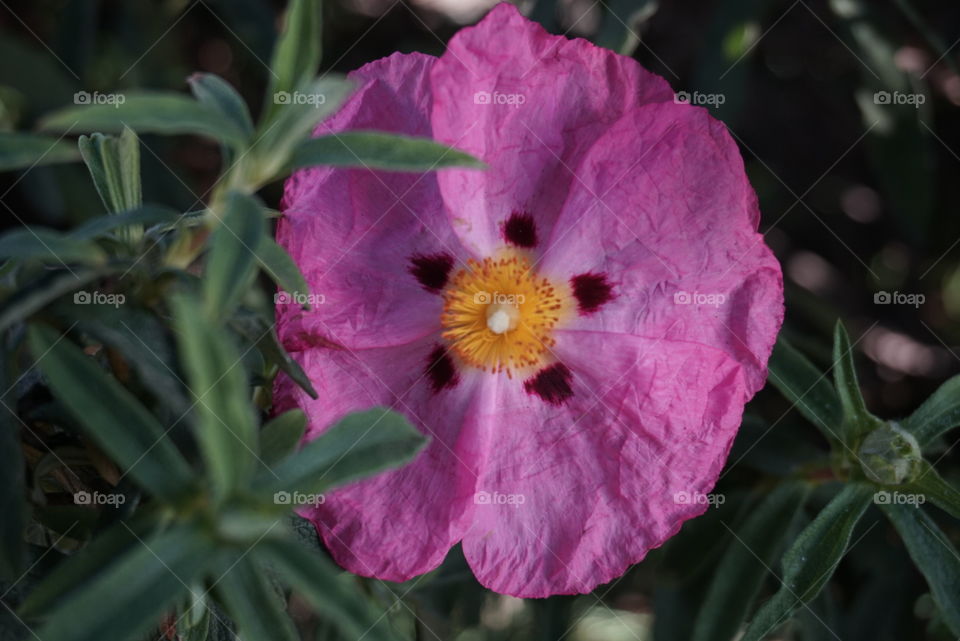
[{"left": 441, "top": 251, "right": 567, "bottom": 375}]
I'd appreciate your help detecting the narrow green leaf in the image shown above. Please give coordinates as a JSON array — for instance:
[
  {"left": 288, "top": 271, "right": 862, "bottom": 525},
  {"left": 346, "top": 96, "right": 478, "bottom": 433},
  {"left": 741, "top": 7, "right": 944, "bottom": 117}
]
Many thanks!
[
  {"left": 767, "top": 336, "right": 841, "bottom": 444},
  {"left": 741, "top": 484, "right": 874, "bottom": 641},
  {"left": 882, "top": 503, "right": 960, "bottom": 636},
  {"left": 0, "top": 227, "right": 106, "bottom": 265},
  {"left": 0, "top": 267, "right": 108, "bottom": 334},
  {"left": 261, "top": 410, "right": 307, "bottom": 466},
  {"left": 19, "top": 513, "right": 157, "bottom": 617},
  {"left": 902, "top": 461, "right": 960, "bottom": 520},
  {"left": 256, "top": 237, "right": 311, "bottom": 307},
  {"left": 57, "top": 301, "right": 191, "bottom": 416},
  {"left": 833, "top": 321, "right": 874, "bottom": 447},
  {"left": 40, "top": 91, "right": 249, "bottom": 149},
  {"left": 256, "top": 537, "right": 402, "bottom": 641},
  {"left": 264, "top": 0, "right": 322, "bottom": 123},
  {"left": 188, "top": 73, "right": 254, "bottom": 139},
  {"left": 0, "top": 133, "right": 81, "bottom": 172},
  {"left": 230, "top": 311, "right": 317, "bottom": 399},
  {"left": 902, "top": 374, "right": 960, "bottom": 447},
  {"left": 78, "top": 128, "right": 142, "bottom": 246},
  {"left": 253, "top": 77, "right": 352, "bottom": 182},
  {"left": 70, "top": 204, "right": 182, "bottom": 241},
  {"left": 171, "top": 294, "right": 258, "bottom": 498},
  {"left": 691, "top": 483, "right": 809, "bottom": 641},
  {"left": 215, "top": 557, "right": 298, "bottom": 641},
  {"left": 258, "top": 408, "right": 428, "bottom": 495},
  {"left": 203, "top": 191, "right": 266, "bottom": 320},
  {"left": 290, "top": 132, "right": 485, "bottom": 172},
  {"left": 32, "top": 524, "right": 216, "bottom": 641},
  {"left": 27, "top": 323, "right": 195, "bottom": 501}
]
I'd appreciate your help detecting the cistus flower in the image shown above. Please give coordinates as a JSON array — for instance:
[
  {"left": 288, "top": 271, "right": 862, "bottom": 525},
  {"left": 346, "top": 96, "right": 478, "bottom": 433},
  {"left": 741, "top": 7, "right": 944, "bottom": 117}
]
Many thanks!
[{"left": 275, "top": 3, "right": 783, "bottom": 597}]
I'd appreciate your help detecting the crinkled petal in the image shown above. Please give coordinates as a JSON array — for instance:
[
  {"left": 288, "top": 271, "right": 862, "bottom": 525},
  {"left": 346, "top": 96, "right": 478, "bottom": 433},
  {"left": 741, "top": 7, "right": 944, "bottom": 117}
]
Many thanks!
[
  {"left": 277, "top": 338, "right": 483, "bottom": 582},
  {"left": 534, "top": 105, "right": 782, "bottom": 392},
  {"left": 461, "top": 330, "right": 745, "bottom": 596},
  {"left": 277, "top": 52, "right": 473, "bottom": 351},
  {"left": 428, "top": 3, "right": 674, "bottom": 256}
]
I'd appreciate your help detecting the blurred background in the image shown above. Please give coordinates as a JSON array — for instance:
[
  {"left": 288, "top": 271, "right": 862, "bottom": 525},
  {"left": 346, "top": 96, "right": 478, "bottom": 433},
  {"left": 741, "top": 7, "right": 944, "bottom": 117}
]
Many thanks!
[{"left": 1, "top": 0, "right": 960, "bottom": 639}]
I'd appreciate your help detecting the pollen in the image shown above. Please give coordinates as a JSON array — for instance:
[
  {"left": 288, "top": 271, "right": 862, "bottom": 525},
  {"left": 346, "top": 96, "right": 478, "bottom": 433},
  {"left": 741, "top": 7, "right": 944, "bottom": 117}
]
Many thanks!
[{"left": 440, "top": 250, "right": 569, "bottom": 376}]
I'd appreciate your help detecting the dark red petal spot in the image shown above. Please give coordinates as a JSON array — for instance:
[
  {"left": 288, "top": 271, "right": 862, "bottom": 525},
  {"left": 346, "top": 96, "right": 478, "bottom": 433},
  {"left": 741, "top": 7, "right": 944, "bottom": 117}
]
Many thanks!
[
  {"left": 570, "top": 272, "right": 614, "bottom": 315},
  {"left": 409, "top": 253, "right": 454, "bottom": 292},
  {"left": 502, "top": 211, "right": 538, "bottom": 248},
  {"left": 426, "top": 344, "right": 459, "bottom": 392},
  {"left": 524, "top": 363, "right": 574, "bottom": 406}
]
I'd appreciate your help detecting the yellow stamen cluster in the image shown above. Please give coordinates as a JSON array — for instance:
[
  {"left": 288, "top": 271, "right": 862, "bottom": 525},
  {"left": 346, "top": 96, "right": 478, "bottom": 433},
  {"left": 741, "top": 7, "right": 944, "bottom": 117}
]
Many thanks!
[{"left": 441, "top": 251, "right": 567, "bottom": 376}]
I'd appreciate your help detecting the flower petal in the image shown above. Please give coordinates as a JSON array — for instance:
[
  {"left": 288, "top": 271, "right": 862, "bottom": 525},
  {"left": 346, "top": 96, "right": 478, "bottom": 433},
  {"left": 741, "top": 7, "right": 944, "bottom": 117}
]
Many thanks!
[
  {"left": 278, "top": 52, "right": 474, "bottom": 351},
  {"left": 428, "top": 3, "right": 674, "bottom": 256},
  {"left": 461, "top": 330, "right": 746, "bottom": 597},
  {"left": 534, "top": 104, "right": 783, "bottom": 392},
  {"left": 277, "top": 338, "right": 483, "bottom": 582}
]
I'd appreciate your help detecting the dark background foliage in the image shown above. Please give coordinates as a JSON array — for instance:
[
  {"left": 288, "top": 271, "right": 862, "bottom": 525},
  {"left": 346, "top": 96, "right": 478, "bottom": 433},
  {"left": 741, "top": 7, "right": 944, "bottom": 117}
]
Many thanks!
[{"left": 2, "top": 0, "right": 960, "bottom": 640}]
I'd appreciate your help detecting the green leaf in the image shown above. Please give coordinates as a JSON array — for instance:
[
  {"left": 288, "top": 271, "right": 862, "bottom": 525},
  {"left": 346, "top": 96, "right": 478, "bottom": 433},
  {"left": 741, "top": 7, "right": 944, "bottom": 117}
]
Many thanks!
[
  {"left": 0, "top": 227, "right": 106, "bottom": 265},
  {"left": 256, "top": 536, "right": 402, "bottom": 641},
  {"left": 253, "top": 77, "right": 352, "bottom": 182},
  {"left": 40, "top": 91, "right": 250, "bottom": 149},
  {"left": 27, "top": 323, "right": 195, "bottom": 501},
  {"left": 882, "top": 503, "right": 960, "bottom": 636},
  {"left": 32, "top": 524, "right": 216, "bottom": 641},
  {"left": 214, "top": 557, "right": 298, "bottom": 641},
  {"left": 0, "top": 133, "right": 81, "bottom": 172},
  {"left": 264, "top": 0, "right": 322, "bottom": 123},
  {"left": 902, "top": 461, "right": 960, "bottom": 520},
  {"left": 230, "top": 311, "right": 317, "bottom": 399},
  {"left": 188, "top": 73, "right": 254, "bottom": 139},
  {"left": 767, "top": 336, "right": 842, "bottom": 445},
  {"left": 57, "top": 301, "right": 190, "bottom": 416},
  {"left": 0, "top": 267, "right": 108, "bottom": 334},
  {"left": 258, "top": 408, "right": 427, "bottom": 495},
  {"left": 171, "top": 294, "right": 258, "bottom": 498},
  {"left": 833, "top": 321, "right": 875, "bottom": 447},
  {"left": 902, "top": 374, "right": 960, "bottom": 447},
  {"left": 70, "top": 204, "right": 182, "bottom": 241},
  {"left": 19, "top": 512, "right": 158, "bottom": 617},
  {"left": 290, "top": 132, "right": 485, "bottom": 172},
  {"left": 741, "top": 484, "right": 874, "bottom": 641},
  {"left": 203, "top": 191, "right": 266, "bottom": 320},
  {"left": 78, "top": 127, "right": 142, "bottom": 216},
  {"left": 260, "top": 410, "right": 307, "bottom": 466},
  {"left": 691, "top": 483, "right": 809, "bottom": 641},
  {"left": 256, "top": 237, "right": 311, "bottom": 307}
]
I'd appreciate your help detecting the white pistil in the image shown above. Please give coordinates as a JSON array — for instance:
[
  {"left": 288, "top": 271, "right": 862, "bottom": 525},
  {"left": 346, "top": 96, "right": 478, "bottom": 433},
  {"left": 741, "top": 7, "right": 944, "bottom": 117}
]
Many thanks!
[{"left": 485, "top": 303, "right": 520, "bottom": 335}]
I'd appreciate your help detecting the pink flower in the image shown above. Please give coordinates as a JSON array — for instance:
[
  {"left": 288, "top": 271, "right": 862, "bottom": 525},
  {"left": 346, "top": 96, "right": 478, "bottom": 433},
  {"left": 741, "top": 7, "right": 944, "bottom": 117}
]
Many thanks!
[{"left": 275, "top": 3, "right": 783, "bottom": 597}]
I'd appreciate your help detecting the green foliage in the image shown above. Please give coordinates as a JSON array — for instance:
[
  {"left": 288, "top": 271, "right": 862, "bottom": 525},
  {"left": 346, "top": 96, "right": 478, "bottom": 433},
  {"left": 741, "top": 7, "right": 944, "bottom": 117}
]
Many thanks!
[{"left": 0, "top": 2, "right": 479, "bottom": 639}]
